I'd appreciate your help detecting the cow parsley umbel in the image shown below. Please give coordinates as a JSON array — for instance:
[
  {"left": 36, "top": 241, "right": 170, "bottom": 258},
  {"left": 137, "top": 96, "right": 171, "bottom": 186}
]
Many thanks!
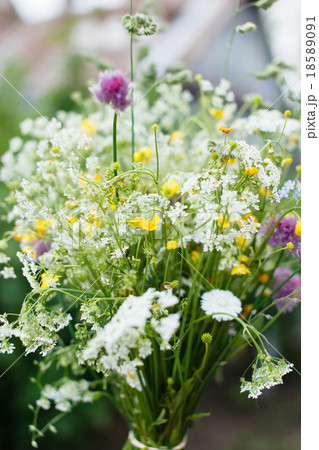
[{"left": 0, "top": 1, "right": 300, "bottom": 448}]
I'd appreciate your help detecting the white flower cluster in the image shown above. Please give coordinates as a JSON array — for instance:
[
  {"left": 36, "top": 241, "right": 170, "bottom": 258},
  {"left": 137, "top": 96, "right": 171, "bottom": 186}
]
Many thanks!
[
  {"left": 81, "top": 289, "right": 180, "bottom": 390},
  {"left": 240, "top": 357, "right": 294, "bottom": 399},
  {"left": 37, "top": 379, "right": 95, "bottom": 412}
]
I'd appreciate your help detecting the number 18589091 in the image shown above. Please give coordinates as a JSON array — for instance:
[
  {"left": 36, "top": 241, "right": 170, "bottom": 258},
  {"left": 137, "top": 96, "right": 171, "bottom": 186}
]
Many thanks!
[{"left": 306, "top": 17, "right": 316, "bottom": 79}]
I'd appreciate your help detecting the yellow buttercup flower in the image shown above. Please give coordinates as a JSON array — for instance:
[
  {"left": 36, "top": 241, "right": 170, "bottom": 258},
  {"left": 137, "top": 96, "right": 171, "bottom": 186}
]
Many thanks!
[
  {"left": 221, "top": 157, "right": 236, "bottom": 164},
  {"left": 141, "top": 215, "right": 160, "bottom": 231},
  {"left": 241, "top": 213, "right": 258, "bottom": 223},
  {"left": 245, "top": 167, "right": 258, "bottom": 177},
  {"left": 236, "top": 236, "right": 247, "bottom": 248},
  {"left": 258, "top": 273, "right": 269, "bottom": 284},
  {"left": 93, "top": 173, "right": 102, "bottom": 182},
  {"left": 169, "top": 131, "right": 183, "bottom": 143},
  {"left": 260, "top": 187, "right": 272, "bottom": 197},
  {"left": 129, "top": 215, "right": 160, "bottom": 232},
  {"left": 295, "top": 221, "right": 301, "bottom": 236},
  {"left": 209, "top": 108, "right": 224, "bottom": 119},
  {"left": 81, "top": 118, "right": 97, "bottom": 135},
  {"left": 239, "top": 255, "right": 249, "bottom": 264},
  {"left": 35, "top": 219, "right": 52, "bottom": 235},
  {"left": 162, "top": 180, "right": 180, "bottom": 197},
  {"left": 219, "top": 126, "right": 234, "bottom": 134},
  {"left": 281, "top": 158, "right": 293, "bottom": 166},
  {"left": 129, "top": 218, "right": 142, "bottom": 228},
  {"left": 231, "top": 264, "right": 251, "bottom": 276},
  {"left": 166, "top": 240, "right": 179, "bottom": 250},
  {"left": 134, "top": 146, "right": 153, "bottom": 163},
  {"left": 41, "top": 273, "right": 61, "bottom": 289}
]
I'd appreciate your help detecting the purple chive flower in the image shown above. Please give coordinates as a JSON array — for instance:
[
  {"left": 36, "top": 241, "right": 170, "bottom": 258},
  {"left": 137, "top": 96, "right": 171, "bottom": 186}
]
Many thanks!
[
  {"left": 272, "top": 267, "right": 300, "bottom": 313},
  {"left": 263, "top": 214, "right": 301, "bottom": 254},
  {"left": 32, "top": 239, "right": 51, "bottom": 257},
  {"left": 89, "top": 70, "right": 132, "bottom": 112}
]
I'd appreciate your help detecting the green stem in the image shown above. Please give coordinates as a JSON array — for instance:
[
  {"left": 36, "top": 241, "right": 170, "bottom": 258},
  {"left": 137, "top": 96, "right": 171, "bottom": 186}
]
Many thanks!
[
  {"left": 222, "top": 0, "right": 241, "bottom": 79},
  {"left": 130, "top": 0, "right": 135, "bottom": 167},
  {"left": 113, "top": 112, "right": 119, "bottom": 200},
  {"left": 153, "top": 126, "right": 160, "bottom": 182}
]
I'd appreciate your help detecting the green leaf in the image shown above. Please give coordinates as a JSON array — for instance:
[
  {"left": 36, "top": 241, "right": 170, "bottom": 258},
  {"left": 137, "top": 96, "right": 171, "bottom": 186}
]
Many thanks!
[
  {"left": 252, "top": 60, "right": 295, "bottom": 80},
  {"left": 254, "top": 0, "right": 279, "bottom": 9},
  {"left": 151, "top": 408, "right": 168, "bottom": 427},
  {"left": 187, "top": 412, "right": 211, "bottom": 422}
]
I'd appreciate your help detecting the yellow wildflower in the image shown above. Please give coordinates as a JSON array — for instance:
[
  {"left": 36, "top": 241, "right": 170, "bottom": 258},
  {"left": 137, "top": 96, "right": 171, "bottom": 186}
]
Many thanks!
[
  {"left": 241, "top": 304, "right": 253, "bottom": 319},
  {"left": 162, "top": 180, "right": 180, "bottom": 197},
  {"left": 219, "top": 126, "right": 234, "bottom": 134},
  {"left": 13, "top": 231, "right": 35, "bottom": 242},
  {"left": 295, "top": 221, "right": 301, "bottom": 236},
  {"left": 231, "top": 264, "right": 251, "bottom": 276},
  {"left": 169, "top": 131, "right": 183, "bottom": 143},
  {"left": 79, "top": 172, "right": 89, "bottom": 186},
  {"left": 236, "top": 236, "right": 247, "bottom": 248},
  {"left": 128, "top": 218, "right": 142, "bottom": 228},
  {"left": 217, "top": 214, "right": 229, "bottom": 228},
  {"left": 245, "top": 167, "right": 258, "bottom": 177},
  {"left": 41, "top": 273, "right": 61, "bottom": 289},
  {"left": 22, "top": 246, "right": 37, "bottom": 259},
  {"left": 209, "top": 108, "right": 224, "bottom": 119},
  {"left": 191, "top": 250, "right": 201, "bottom": 263},
  {"left": 129, "top": 215, "right": 160, "bottom": 232},
  {"left": 81, "top": 118, "right": 97, "bottom": 135},
  {"left": 239, "top": 255, "right": 249, "bottom": 264},
  {"left": 134, "top": 146, "right": 153, "bottom": 163},
  {"left": 166, "top": 240, "right": 179, "bottom": 250},
  {"left": 68, "top": 217, "right": 78, "bottom": 225},
  {"left": 141, "top": 215, "right": 160, "bottom": 231},
  {"left": 35, "top": 219, "right": 52, "bottom": 235},
  {"left": 258, "top": 273, "right": 269, "bottom": 284},
  {"left": 260, "top": 187, "right": 272, "bottom": 197},
  {"left": 281, "top": 158, "right": 293, "bottom": 166},
  {"left": 241, "top": 213, "right": 258, "bottom": 223},
  {"left": 93, "top": 173, "right": 102, "bottom": 182},
  {"left": 221, "top": 156, "right": 236, "bottom": 164}
]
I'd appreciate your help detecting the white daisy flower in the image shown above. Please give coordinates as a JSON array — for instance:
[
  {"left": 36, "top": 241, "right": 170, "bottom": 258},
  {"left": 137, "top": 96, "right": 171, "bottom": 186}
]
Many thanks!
[{"left": 201, "top": 289, "right": 242, "bottom": 321}]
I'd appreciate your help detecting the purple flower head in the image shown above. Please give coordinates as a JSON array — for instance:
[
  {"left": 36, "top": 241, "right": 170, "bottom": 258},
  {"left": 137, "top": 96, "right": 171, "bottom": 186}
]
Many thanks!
[
  {"left": 263, "top": 214, "right": 301, "bottom": 255},
  {"left": 89, "top": 70, "right": 132, "bottom": 112},
  {"left": 272, "top": 267, "right": 300, "bottom": 313},
  {"left": 32, "top": 239, "right": 51, "bottom": 257}
]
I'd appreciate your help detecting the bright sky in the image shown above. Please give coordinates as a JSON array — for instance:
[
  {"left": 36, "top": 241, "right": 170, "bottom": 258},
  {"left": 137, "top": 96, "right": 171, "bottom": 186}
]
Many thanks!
[
  {"left": 10, "top": 0, "right": 127, "bottom": 23},
  {"left": 10, "top": 0, "right": 67, "bottom": 23}
]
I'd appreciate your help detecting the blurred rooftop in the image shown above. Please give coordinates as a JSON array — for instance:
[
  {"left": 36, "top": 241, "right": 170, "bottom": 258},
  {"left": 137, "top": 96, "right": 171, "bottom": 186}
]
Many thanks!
[{"left": 0, "top": 0, "right": 300, "bottom": 104}]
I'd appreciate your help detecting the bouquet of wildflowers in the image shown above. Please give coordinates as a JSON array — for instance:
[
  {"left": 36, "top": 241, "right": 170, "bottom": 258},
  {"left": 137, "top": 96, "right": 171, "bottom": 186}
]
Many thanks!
[{"left": 0, "top": 2, "right": 300, "bottom": 449}]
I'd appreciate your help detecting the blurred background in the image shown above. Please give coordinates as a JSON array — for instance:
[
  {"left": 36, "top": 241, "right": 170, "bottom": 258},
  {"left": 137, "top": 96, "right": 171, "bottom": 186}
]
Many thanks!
[{"left": 0, "top": 0, "right": 300, "bottom": 449}]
